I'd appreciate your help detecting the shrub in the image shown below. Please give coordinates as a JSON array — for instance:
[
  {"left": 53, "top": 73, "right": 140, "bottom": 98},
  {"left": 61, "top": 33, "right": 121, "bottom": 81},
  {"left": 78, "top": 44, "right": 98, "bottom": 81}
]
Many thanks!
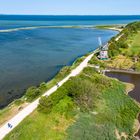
[
  {"left": 52, "top": 96, "right": 75, "bottom": 115},
  {"left": 38, "top": 96, "right": 53, "bottom": 113},
  {"left": 66, "top": 78, "right": 99, "bottom": 111},
  {"left": 38, "top": 86, "right": 69, "bottom": 113},
  {"left": 25, "top": 86, "right": 41, "bottom": 102},
  {"left": 39, "top": 82, "right": 47, "bottom": 92},
  {"left": 89, "top": 56, "right": 106, "bottom": 69}
]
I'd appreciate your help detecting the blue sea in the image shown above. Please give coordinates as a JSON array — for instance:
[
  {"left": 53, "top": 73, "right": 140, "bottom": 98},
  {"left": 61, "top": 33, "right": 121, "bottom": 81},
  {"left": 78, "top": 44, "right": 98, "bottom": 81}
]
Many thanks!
[{"left": 0, "top": 15, "right": 140, "bottom": 108}]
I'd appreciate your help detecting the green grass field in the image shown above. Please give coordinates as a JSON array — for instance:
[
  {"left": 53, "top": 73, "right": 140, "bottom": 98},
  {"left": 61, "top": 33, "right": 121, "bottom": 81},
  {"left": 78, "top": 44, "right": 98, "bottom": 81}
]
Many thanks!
[
  {"left": 127, "top": 31, "right": 140, "bottom": 55},
  {"left": 121, "top": 31, "right": 140, "bottom": 71},
  {"left": 103, "top": 22, "right": 140, "bottom": 71}
]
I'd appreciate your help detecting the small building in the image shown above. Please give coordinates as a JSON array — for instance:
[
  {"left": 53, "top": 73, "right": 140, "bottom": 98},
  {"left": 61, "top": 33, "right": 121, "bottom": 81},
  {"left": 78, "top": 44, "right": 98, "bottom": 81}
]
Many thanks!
[{"left": 100, "top": 43, "right": 109, "bottom": 60}]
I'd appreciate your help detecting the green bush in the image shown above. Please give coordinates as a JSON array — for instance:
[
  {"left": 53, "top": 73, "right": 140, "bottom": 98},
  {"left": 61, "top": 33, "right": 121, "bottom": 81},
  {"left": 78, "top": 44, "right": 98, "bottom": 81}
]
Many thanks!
[
  {"left": 37, "top": 96, "right": 53, "bottom": 113},
  {"left": 25, "top": 86, "right": 41, "bottom": 102},
  {"left": 52, "top": 96, "right": 75, "bottom": 115},
  {"left": 38, "top": 82, "right": 47, "bottom": 92},
  {"left": 38, "top": 85, "right": 69, "bottom": 113},
  {"left": 89, "top": 56, "right": 106, "bottom": 68},
  {"left": 66, "top": 78, "right": 99, "bottom": 111}
]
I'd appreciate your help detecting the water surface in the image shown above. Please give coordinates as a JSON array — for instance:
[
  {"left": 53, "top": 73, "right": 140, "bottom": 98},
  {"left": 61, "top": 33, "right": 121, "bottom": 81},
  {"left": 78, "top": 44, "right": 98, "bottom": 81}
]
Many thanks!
[
  {"left": 0, "top": 15, "right": 140, "bottom": 108},
  {"left": 106, "top": 72, "right": 140, "bottom": 102},
  {"left": 0, "top": 27, "right": 117, "bottom": 108}
]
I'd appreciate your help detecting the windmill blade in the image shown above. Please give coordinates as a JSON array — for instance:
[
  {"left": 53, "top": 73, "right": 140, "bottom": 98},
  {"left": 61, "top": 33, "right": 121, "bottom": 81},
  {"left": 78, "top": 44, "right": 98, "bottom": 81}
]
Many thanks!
[{"left": 98, "top": 37, "right": 102, "bottom": 47}]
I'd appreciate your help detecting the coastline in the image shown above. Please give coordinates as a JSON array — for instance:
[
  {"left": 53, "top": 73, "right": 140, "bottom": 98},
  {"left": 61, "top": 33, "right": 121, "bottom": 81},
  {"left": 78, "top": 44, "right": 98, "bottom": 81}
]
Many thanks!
[
  {"left": 0, "top": 25, "right": 119, "bottom": 126},
  {"left": 1, "top": 23, "right": 140, "bottom": 139},
  {"left": 0, "top": 46, "right": 99, "bottom": 139},
  {"left": 0, "top": 48, "right": 97, "bottom": 127}
]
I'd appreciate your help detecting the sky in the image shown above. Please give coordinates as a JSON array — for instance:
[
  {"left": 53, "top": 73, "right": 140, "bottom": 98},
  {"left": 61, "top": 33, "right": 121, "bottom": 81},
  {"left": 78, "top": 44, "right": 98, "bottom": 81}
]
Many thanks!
[{"left": 0, "top": 0, "right": 140, "bottom": 15}]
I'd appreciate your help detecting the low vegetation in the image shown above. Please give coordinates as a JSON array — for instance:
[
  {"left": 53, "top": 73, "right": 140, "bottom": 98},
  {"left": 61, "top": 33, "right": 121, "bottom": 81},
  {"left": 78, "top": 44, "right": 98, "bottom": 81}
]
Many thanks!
[
  {"left": 88, "top": 56, "right": 106, "bottom": 69},
  {"left": 107, "top": 55, "right": 134, "bottom": 69},
  {"left": 106, "top": 21, "right": 140, "bottom": 71},
  {"left": 95, "top": 24, "right": 124, "bottom": 31},
  {"left": 4, "top": 67, "right": 139, "bottom": 140}
]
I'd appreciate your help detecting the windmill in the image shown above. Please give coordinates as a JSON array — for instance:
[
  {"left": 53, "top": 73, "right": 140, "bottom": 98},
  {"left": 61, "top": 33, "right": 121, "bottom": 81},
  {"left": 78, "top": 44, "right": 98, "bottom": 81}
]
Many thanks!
[{"left": 98, "top": 37, "right": 108, "bottom": 60}]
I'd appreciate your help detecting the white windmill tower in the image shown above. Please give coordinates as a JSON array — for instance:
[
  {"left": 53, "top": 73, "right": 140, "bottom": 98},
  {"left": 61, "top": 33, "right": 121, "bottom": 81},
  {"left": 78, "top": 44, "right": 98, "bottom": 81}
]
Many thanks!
[{"left": 98, "top": 37, "right": 108, "bottom": 60}]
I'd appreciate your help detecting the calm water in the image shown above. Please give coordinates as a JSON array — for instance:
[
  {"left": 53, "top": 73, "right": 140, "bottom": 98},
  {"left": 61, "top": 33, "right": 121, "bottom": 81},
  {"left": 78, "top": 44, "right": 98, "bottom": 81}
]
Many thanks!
[
  {"left": 106, "top": 72, "right": 140, "bottom": 102},
  {"left": 0, "top": 15, "right": 139, "bottom": 108}
]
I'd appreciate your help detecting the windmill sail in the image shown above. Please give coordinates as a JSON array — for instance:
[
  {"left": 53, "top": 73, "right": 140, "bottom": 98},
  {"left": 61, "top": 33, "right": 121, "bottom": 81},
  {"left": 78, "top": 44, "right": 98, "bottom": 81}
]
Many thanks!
[{"left": 98, "top": 37, "right": 102, "bottom": 47}]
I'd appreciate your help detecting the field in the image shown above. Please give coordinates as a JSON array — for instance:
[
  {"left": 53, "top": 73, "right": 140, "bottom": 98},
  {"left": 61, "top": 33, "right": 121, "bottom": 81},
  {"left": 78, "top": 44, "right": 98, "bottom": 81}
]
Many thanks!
[
  {"left": 100, "top": 22, "right": 140, "bottom": 71},
  {"left": 126, "top": 31, "right": 140, "bottom": 56}
]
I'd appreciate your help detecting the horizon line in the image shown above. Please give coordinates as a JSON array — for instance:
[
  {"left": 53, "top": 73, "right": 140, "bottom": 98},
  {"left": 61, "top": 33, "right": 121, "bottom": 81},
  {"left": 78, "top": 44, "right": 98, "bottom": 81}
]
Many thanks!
[{"left": 0, "top": 14, "right": 140, "bottom": 16}]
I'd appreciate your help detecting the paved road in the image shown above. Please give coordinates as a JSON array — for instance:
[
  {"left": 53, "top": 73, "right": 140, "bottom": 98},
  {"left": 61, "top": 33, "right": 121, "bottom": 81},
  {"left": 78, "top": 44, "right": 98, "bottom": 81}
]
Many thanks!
[{"left": 0, "top": 52, "right": 94, "bottom": 140}]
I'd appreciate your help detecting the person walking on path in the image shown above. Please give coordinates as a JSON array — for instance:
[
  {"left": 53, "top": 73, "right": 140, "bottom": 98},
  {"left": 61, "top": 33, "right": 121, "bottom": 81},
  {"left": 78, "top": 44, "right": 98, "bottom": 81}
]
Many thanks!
[
  {"left": 56, "top": 82, "right": 59, "bottom": 88},
  {"left": 7, "top": 123, "right": 12, "bottom": 129}
]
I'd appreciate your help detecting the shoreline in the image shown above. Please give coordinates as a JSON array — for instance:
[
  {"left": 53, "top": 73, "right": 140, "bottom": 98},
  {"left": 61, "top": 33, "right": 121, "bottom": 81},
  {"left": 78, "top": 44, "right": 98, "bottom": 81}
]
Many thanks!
[
  {"left": 105, "top": 69, "right": 140, "bottom": 75},
  {"left": 0, "top": 51, "right": 93, "bottom": 110},
  {"left": 0, "top": 48, "right": 98, "bottom": 127},
  {"left": 0, "top": 24, "right": 118, "bottom": 109},
  {"left": 0, "top": 47, "right": 99, "bottom": 139},
  {"left": 1, "top": 23, "right": 140, "bottom": 139},
  {"left": 0, "top": 25, "right": 119, "bottom": 125}
]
